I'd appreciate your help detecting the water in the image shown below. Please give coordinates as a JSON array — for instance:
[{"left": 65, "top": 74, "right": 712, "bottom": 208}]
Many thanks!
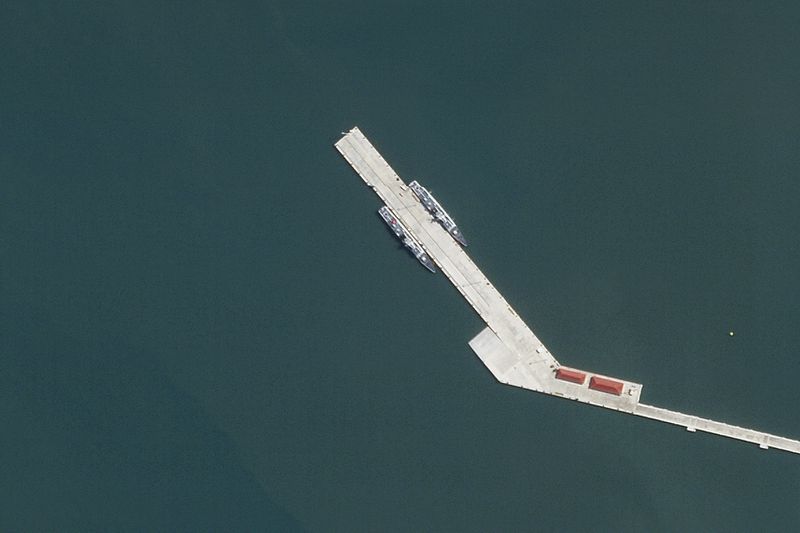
[{"left": 2, "top": 2, "right": 799, "bottom": 531}]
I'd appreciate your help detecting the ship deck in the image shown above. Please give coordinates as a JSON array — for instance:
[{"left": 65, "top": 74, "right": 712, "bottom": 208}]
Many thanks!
[{"left": 334, "top": 126, "right": 800, "bottom": 455}]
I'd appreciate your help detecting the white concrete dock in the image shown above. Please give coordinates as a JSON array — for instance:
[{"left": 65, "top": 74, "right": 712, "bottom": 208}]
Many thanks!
[{"left": 335, "top": 126, "right": 800, "bottom": 455}]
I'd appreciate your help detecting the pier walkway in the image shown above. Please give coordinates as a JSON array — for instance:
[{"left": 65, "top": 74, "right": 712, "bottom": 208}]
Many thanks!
[{"left": 335, "top": 126, "right": 800, "bottom": 455}]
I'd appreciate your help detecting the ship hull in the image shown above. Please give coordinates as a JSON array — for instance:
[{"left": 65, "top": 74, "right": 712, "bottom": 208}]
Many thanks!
[
  {"left": 408, "top": 180, "right": 468, "bottom": 246},
  {"left": 378, "top": 206, "right": 437, "bottom": 273}
]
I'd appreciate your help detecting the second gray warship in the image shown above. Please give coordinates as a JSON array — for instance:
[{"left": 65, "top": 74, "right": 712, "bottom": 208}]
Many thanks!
[
  {"left": 408, "top": 180, "right": 468, "bottom": 246},
  {"left": 378, "top": 205, "right": 436, "bottom": 273}
]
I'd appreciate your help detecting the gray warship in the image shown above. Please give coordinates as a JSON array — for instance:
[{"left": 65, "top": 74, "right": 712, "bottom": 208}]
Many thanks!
[
  {"left": 408, "top": 180, "right": 468, "bottom": 246},
  {"left": 378, "top": 205, "right": 436, "bottom": 273}
]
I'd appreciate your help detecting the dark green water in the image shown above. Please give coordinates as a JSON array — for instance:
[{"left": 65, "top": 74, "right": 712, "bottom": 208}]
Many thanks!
[{"left": 3, "top": 2, "right": 800, "bottom": 531}]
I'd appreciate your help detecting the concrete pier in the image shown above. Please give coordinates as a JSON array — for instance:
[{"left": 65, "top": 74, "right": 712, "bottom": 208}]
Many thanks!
[{"left": 335, "top": 126, "right": 800, "bottom": 455}]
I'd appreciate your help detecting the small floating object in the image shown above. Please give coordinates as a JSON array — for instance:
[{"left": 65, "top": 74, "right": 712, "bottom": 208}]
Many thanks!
[{"left": 729, "top": 331, "right": 735, "bottom": 337}]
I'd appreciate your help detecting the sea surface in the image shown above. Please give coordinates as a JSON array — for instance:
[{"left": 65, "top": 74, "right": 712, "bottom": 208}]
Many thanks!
[{"left": 2, "top": 2, "right": 800, "bottom": 531}]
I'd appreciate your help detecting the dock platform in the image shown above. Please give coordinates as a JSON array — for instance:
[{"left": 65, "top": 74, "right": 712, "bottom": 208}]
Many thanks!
[{"left": 335, "top": 126, "right": 800, "bottom": 455}]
